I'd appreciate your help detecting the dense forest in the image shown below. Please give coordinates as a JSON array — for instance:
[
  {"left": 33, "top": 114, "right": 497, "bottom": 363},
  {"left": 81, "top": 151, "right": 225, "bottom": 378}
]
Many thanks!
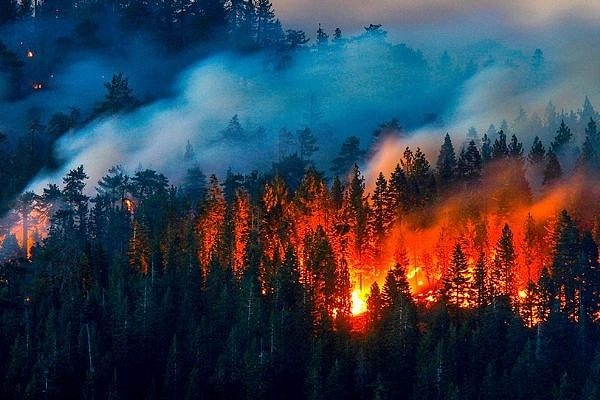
[{"left": 2, "top": 0, "right": 600, "bottom": 399}]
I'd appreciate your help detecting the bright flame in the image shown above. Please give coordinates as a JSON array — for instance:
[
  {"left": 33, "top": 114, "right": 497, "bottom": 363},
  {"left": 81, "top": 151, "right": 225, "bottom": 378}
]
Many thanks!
[
  {"left": 351, "top": 289, "right": 367, "bottom": 315},
  {"left": 123, "top": 198, "right": 135, "bottom": 213},
  {"left": 26, "top": 50, "right": 34, "bottom": 58},
  {"left": 518, "top": 290, "right": 527, "bottom": 299}
]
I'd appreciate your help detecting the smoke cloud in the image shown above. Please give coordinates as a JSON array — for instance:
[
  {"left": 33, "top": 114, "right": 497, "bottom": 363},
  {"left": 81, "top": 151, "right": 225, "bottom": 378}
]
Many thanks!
[{"left": 0, "top": 1, "right": 594, "bottom": 197}]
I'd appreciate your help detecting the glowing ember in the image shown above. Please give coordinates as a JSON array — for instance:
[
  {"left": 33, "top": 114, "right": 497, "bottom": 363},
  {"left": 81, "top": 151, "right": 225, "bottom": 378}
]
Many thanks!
[
  {"left": 518, "top": 290, "right": 527, "bottom": 299},
  {"left": 26, "top": 49, "right": 34, "bottom": 58},
  {"left": 123, "top": 198, "right": 135, "bottom": 213},
  {"left": 351, "top": 289, "right": 367, "bottom": 315}
]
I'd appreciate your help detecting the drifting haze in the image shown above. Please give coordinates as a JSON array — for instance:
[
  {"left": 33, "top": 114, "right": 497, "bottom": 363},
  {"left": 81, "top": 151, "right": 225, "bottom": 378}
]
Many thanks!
[{"left": 8, "top": 1, "right": 598, "bottom": 195}]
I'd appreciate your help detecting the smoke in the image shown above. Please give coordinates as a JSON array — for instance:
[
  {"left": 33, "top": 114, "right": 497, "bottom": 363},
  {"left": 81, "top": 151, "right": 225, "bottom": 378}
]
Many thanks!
[
  {"left": 22, "top": 40, "right": 440, "bottom": 191},
  {"left": 0, "top": 1, "right": 595, "bottom": 199}
]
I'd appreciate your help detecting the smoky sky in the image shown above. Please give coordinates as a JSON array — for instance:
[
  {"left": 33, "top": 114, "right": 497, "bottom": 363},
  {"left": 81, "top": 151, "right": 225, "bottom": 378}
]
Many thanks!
[
  {"left": 272, "top": 0, "right": 600, "bottom": 33},
  {"left": 4, "top": 0, "right": 598, "bottom": 195}
]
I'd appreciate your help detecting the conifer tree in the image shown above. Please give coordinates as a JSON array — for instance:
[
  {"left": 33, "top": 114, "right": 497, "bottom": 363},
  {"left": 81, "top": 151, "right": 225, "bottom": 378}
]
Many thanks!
[
  {"left": 443, "top": 244, "right": 472, "bottom": 308},
  {"left": 528, "top": 136, "right": 546, "bottom": 166},
  {"left": 436, "top": 133, "right": 457, "bottom": 187}
]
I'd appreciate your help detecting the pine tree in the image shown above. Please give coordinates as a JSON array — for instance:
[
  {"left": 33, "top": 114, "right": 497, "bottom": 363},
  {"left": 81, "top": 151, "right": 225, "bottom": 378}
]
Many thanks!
[
  {"left": 457, "top": 140, "right": 482, "bottom": 181},
  {"left": 508, "top": 134, "right": 523, "bottom": 158},
  {"left": 528, "top": 136, "right": 546, "bottom": 166},
  {"left": 93, "top": 73, "right": 136, "bottom": 116},
  {"left": 492, "top": 130, "right": 509, "bottom": 159},
  {"left": 443, "top": 244, "right": 472, "bottom": 308},
  {"left": 436, "top": 133, "right": 457, "bottom": 187},
  {"left": 345, "top": 165, "right": 371, "bottom": 265},
  {"left": 551, "top": 120, "right": 572, "bottom": 154},
  {"left": 382, "top": 262, "right": 412, "bottom": 308},
  {"left": 367, "top": 281, "right": 383, "bottom": 328},
  {"left": 551, "top": 210, "right": 580, "bottom": 319},
  {"left": 254, "top": 0, "right": 282, "bottom": 47},
  {"left": 481, "top": 132, "right": 492, "bottom": 163},
  {"left": 370, "top": 172, "right": 390, "bottom": 243},
  {"left": 492, "top": 224, "right": 516, "bottom": 299},
  {"left": 387, "top": 163, "right": 408, "bottom": 220},
  {"left": 473, "top": 252, "right": 488, "bottom": 309},
  {"left": 577, "top": 118, "right": 600, "bottom": 172}
]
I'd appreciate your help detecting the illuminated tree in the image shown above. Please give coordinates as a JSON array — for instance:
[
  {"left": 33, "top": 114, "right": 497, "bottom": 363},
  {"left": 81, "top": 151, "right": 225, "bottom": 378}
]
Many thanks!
[
  {"left": 536, "top": 266, "right": 555, "bottom": 322},
  {"left": 491, "top": 224, "right": 516, "bottom": 299},
  {"left": 232, "top": 190, "right": 251, "bottom": 278},
  {"left": 382, "top": 262, "right": 411, "bottom": 308},
  {"left": 370, "top": 172, "right": 391, "bottom": 253},
  {"left": 196, "top": 175, "right": 226, "bottom": 272},
  {"left": 578, "top": 231, "right": 599, "bottom": 323},
  {"left": 13, "top": 191, "right": 42, "bottom": 257},
  {"left": 443, "top": 244, "right": 472, "bottom": 308},
  {"left": 345, "top": 165, "right": 371, "bottom": 265},
  {"left": 261, "top": 175, "right": 291, "bottom": 260},
  {"left": 551, "top": 210, "right": 580, "bottom": 319},
  {"left": 473, "top": 252, "right": 488, "bottom": 309}
]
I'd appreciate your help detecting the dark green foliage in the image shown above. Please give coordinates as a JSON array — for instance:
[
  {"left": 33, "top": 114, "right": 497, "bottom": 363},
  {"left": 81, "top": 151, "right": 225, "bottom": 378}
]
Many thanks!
[
  {"left": 436, "top": 133, "right": 457, "bottom": 187},
  {"left": 0, "top": 159, "right": 599, "bottom": 400}
]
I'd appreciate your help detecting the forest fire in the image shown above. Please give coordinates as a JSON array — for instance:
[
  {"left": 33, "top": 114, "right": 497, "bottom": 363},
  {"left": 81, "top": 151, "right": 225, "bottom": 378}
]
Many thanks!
[{"left": 351, "top": 288, "right": 367, "bottom": 315}]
